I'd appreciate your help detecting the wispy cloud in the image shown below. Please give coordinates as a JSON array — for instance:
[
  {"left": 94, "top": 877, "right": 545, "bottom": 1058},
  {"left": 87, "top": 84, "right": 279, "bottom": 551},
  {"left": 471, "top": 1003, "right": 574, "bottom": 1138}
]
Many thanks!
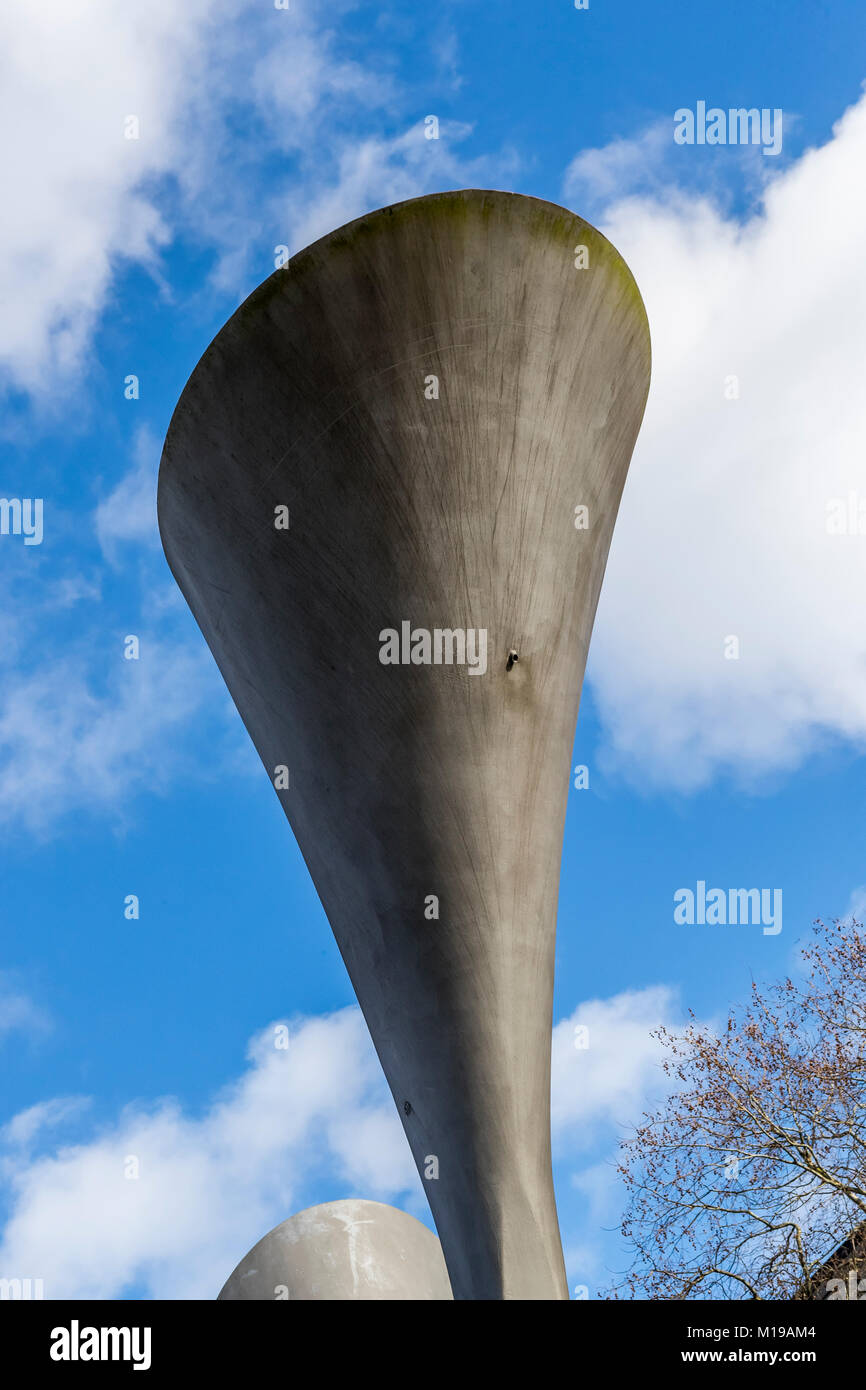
[
  {"left": 564, "top": 122, "right": 675, "bottom": 212},
  {"left": 0, "top": 987, "right": 682, "bottom": 1298},
  {"left": 0, "top": 638, "right": 213, "bottom": 833},
  {"left": 845, "top": 886, "right": 866, "bottom": 922},
  {"left": 0, "top": 0, "right": 214, "bottom": 390},
  {"left": 0, "top": 1007, "right": 417, "bottom": 1298},
  {"left": 551, "top": 987, "right": 684, "bottom": 1294},
  {"left": 0, "top": 0, "right": 511, "bottom": 394},
  {"left": 565, "top": 89, "right": 866, "bottom": 789},
  {"left": 283, "top": 119, "right": 518, "bottom": 254},
  {"left": 552, "top": 986, "right": 677, "bottom": 1145},
  {"left": 95, "top": 425, "right": 161, "bottom": 563},
  {"left": 0, "top": 975, "right": 51, "bottom": 1044},
  {"left": 1, "top": 1098, "right": 90, "bottom": 1150}
]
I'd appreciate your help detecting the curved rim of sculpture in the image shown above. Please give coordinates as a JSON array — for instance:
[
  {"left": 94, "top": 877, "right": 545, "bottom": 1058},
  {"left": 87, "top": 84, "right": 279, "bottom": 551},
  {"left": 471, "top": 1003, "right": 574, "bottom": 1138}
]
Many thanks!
[{"left": 158, "top": 188, "right": 649, "bottom": 501}]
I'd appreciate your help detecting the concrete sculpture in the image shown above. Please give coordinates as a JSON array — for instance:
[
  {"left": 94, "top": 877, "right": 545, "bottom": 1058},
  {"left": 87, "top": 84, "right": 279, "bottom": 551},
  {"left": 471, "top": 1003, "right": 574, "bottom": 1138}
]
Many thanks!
[
  {"left": 158, "top": 189, "right": 650, "bottom": 1299},
  {"left": 218, "top": 1200, "right": 453, "bottom": 1301}
]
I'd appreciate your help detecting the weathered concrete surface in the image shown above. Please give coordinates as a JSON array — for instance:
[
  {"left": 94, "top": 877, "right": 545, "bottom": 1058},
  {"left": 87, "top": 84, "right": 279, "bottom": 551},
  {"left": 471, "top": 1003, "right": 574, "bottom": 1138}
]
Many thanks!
[
  {"left": 158, "top": 189, "right": 650, "bottom": 1300},
  {"left": 218, "top": 1200, "right": 453, "bottom": 1301}
]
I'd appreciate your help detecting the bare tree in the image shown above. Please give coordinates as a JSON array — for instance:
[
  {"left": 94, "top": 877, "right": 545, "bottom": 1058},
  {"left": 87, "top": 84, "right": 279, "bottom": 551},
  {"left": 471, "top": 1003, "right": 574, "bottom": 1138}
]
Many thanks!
[{"left": 610, "top": 917, "right": 866, "bottom": 1299}]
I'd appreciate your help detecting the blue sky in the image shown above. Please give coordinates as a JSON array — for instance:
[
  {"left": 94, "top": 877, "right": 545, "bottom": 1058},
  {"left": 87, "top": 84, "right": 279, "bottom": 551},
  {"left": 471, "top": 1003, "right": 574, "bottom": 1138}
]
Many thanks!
[{"left": 2, "top": 0, "right": 866, "bottom": 1298}]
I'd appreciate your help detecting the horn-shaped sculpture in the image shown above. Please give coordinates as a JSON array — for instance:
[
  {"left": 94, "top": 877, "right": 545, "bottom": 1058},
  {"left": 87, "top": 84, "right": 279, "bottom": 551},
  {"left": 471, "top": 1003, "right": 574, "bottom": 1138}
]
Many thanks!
[{"left": 158, "top": 190, "right": 650, "bottom": 1300}]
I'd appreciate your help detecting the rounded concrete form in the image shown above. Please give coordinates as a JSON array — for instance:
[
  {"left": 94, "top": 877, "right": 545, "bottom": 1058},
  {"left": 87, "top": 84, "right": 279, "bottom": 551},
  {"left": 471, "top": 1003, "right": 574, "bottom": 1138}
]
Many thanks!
[
  {"left": 217, "top": 1200, "right": 453, "bottom": 1301},
  {"left": 160, "top": 189, "right": 650, "bottom": 1299}
]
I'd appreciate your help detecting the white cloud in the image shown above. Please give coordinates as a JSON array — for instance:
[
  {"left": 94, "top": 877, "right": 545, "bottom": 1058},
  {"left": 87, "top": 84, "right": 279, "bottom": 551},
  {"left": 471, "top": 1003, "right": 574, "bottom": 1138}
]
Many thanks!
[
  {"left": 570, "top": 89, "right": 866, "bottom": 788},
  {"left": 1, "top": 1098, "right": 89, "bottom": 1150},
  {"left": 844, "top": 886, "right": 866, "bottom": 921},
  {"left": 0, "top": 977, "right": 51, "bottom": 1044},
  {"left": 0, "top": 0, "right": 216, "bottom": 389},
  {"left": 48, "top": 576, "right": 103, "bottom": 610},
  {"left": 563, "top": 117, "right": 777, "bottom": 221},
  {"left": 0, "top": 0, "right": 402, "bottom": 392},
  {"left": 0, "top": 988, "right": 681, "bottom": 1298},
  {"left": 0, "top": 0, "right": 509, "bottom": 392},
  {"left": 551, "top": 987, "right": 689, "bottom": 1295},
  {"left": 249, "top": 16, "right": 392, "bottom": 132},
  {"left": 282, "top": 120, "right": 519, "bottom": 259},
  {"left": 564, "top": 123, "right": 674, "bottom": 209},
  {"left": 0, "top": 638, "right": 213, "bottom": 831},
  {"left": 95, "top": 426, "right": 160, "bottom": 561},
  {"left": 0, "top": 1008, "right": 417, "bottom": 1298},
  {"left": 563, "top": 1160, "right": 626, "bottom": 1292},
  {"left": 552, "top": 986, "right": 677, "bottom": 1145}
]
